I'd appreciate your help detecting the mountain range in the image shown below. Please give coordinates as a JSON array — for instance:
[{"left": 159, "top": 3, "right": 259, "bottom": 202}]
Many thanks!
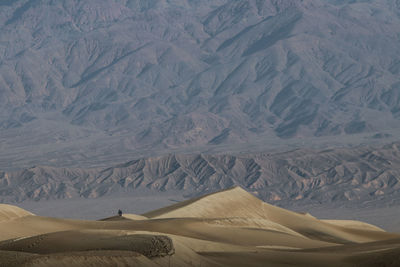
[
  {"left": 1, "top": 0, "right": 400, "bottom": 210},
  {"left": 0, "top": 0, "right": 399, "bottom": 170}
]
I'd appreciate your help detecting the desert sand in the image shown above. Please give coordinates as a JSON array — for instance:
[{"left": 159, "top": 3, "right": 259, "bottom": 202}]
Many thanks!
[{"left": 1, "top": 187, "right": 400, "bottom": 267}]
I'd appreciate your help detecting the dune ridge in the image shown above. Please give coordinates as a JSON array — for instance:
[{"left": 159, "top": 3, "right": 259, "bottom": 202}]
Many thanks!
[{"left": 0, "top": 204, "right": 33, "bottom": 222}]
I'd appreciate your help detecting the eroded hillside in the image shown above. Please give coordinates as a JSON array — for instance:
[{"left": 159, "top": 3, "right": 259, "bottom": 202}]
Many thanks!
[{"left": 1, "top": 142, "right": 399, "bottom": 208}]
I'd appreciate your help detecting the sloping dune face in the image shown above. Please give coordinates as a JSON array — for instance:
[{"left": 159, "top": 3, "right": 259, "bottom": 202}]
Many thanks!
[
  {"left": 144, "top": 187, "right": 267, "bottom": 219},
  {"left": 321, "top": 220, "right": 385, "bottom": 232},
  {"left": 1, "top": 188, "right": 400, "bottom": 267},
  {"left": 100, "top": 214, "right": 148, "bottom": 221},
  {"left": 0, "top": 230, "right": 174, "bottom": 257},
  {"left": 0, "top": 204, "right": 33, "bottom": 222}
]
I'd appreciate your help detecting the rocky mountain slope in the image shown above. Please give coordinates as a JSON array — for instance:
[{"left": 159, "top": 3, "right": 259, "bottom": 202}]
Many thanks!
[
  {"left": 1, "top": 142, "right": 399, "bottom": 207},
  {"left": 0, "top": 0, "right": 399, "bottom": 169}
]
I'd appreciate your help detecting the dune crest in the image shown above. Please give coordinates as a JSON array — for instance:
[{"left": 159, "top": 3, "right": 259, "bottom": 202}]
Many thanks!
[
  {"left": 143, "top": 186, "right": 266, "bottom": 219},
  {"left": 0, "top": 204, "right": 33, "bottom": 222},
  {"left": 100, "top": 214, "right": 148, "bottom": 221},
  {"left": 321, "top": 220, "right": 385, "bottom": 232}
]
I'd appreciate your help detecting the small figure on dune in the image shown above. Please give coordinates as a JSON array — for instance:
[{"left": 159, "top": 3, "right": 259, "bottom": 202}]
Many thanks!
[{"left": 118, "top": 209, "right": 123, "bottom": 216}]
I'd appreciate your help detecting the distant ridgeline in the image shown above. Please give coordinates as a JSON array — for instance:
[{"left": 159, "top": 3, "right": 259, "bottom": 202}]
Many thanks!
[{"left": 0, "top": 143, "right": 399, "bottom": 206}]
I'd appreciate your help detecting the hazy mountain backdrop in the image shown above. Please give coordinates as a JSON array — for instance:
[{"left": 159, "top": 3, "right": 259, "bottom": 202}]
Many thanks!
[{"left": 0, "top": 0, "right": 400, "bottom": 205}]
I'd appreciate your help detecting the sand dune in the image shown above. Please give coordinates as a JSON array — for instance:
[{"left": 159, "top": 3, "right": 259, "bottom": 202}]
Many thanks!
[
  {"left": 145, "top": 187, "right": 397, "bottom": 244},
  {"left": 100, "top": 214, "right": 148, "bottom": 221},
  {"left": 321, "top": 220, "right": 385, "bottom": 232},
  {"left": 0, "top": 204, "right": 33, "bottom": 222},
  {"left": 0, "top": 251, "right": 160, "bottom": 267},
  {"left": 0, "top": 230, "right": 174, "bottom": 257},
  {"left": 1, "top": 187, "right": 400, "bottom": 266}
]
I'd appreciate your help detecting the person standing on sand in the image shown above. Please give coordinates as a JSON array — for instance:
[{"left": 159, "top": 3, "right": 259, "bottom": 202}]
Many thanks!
[{"left": 118, "top": 209, "right": 122, "bottom": 216}]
